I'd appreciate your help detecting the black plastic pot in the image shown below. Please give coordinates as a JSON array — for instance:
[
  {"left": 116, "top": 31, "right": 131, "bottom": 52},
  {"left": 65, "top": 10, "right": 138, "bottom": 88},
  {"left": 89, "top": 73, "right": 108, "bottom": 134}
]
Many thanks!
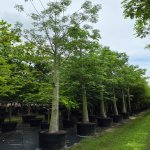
[
  {"left": 0, "top": 118, "right": 5, "bottom": 127},
  {"left": 97, "top": 117, "right": 113, "bottom": 127},
  {"left": 22, "top": 114, "right": 36, "bottom": 123},
  {"left": 110, "top": 115, "right": 123, "bottom": 123},
  {"left": 39, "top": 130, "right": 66, "bottom": 150},
  {"left": 41, "top": 122, "right": 49, "bottom": 130},
  {"left": 62, "top": 119, "right": 75, "bottom": 129},
  {"left": 120, "top": 112, "right": 130, "bottom": 119},
  {"left": 78, "top": 117, "right": 82, "bottom": 122},
  {"left": 0, "top": 112, "right": 8, "bottom": 118},
  {"left": 38, "top": 108, "right": 47, "bottom": 115},
  {"left": 1, "top": 122, "right": 17, "bottom": 132},
  {"left": 30, "top": 118, "right": 43, "bottom": 127},
  {"left": 76, "top": 122, "right": 96, "bottom": 136},
  {"left": 12, "top": 108, "right": 18, "bottom": 115}
]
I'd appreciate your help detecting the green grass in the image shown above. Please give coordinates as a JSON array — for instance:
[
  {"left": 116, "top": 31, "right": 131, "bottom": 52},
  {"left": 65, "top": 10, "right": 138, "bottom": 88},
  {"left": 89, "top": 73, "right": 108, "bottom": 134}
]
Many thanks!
[
  {"left": 5, "top": 116, "right": 22, "bottom": 123},
  {"left": 5, "top": 114, "right": 45, "bottom": 123},
  {"left": 70, "top": 110, "right": 150, "bottom": 150}
]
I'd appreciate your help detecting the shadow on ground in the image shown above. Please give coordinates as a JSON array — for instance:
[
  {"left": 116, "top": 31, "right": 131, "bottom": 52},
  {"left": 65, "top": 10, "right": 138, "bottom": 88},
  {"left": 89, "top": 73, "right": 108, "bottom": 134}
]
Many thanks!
[{"left": 0, "top": 124, "right": 82, "bottom": 150}]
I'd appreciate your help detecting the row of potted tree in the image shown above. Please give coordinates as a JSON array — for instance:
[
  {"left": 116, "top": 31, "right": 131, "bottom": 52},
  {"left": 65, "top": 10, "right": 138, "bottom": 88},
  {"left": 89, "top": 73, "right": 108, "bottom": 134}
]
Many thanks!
[{"left": 0, "top": 0, "right": 150, "bottom": 149}]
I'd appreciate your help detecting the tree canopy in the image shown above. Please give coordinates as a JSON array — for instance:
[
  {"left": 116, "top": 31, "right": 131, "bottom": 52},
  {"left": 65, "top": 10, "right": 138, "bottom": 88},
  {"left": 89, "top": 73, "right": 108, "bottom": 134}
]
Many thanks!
[{"left": 122, "top": 0, "right": 150, "bottom": 38}]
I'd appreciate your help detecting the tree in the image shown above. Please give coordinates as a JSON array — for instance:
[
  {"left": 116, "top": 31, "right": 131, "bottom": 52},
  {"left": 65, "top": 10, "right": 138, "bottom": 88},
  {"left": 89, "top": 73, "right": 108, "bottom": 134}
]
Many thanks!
[
  {"left": 92, "top": 47, "right": 112, "bottom": 118},
  {"left": 67, "top": 24, "right": 100, "bottom": 123},
  {"left": 0, "top": 20, "right": 51, "bottom": 118},
  {"left": 118, "top": 65, "right": 145, "bottom": 112},
  {"left": 61, "top": 44, "right": 101, "bottom": 123},
  {"left": 0, "top": 20, "right": 22, "bottom": 99},
  {"left": 122, "top": 0, "right": 150, "bottom": 38},
  {"left": 129, "top": 67, "right": 149, "bottom": 111},
  {"left": 15, "top": 0, "right": 101, "bottom": 133},
  {"left": 101, "top": 48, "right": 125, "bottom": 115},
  {"left": 0, "top": 57, "right": 12, "bottom": 97}
]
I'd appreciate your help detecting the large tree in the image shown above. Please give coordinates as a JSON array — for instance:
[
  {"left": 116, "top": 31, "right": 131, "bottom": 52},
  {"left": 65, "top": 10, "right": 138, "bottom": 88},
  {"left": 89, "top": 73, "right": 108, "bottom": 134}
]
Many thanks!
[{"left": 15, "top": 0, "right": 101, "bottom": 133}]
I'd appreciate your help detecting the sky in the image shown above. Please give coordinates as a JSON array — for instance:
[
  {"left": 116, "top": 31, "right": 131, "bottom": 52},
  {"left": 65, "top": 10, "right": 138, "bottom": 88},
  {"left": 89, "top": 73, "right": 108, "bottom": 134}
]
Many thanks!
[{"left": 0, "top": 0, "right": 150, "bottom": 80}]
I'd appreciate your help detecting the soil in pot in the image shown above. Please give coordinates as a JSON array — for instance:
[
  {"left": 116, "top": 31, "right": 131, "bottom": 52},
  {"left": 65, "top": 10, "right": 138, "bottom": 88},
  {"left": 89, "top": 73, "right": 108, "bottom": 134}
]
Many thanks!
[
  {"left": 30, "top": 118, "right": 43, "bottom": 127},
  {"left": 22, "top": 114, "right": 36, "bottom": 123},
  {"left": 97, "top": 117, "right": 113, "bottom": 127},
  {"left": 39, "top": 130, "right": 66, "bottom": 150},
  {"left": 1, "top": 122, "right": 17, "bottom": 132},
  {"left": 76, "top": 122, "right": 96, "bottom": 136},
  {"left": 110, "top": 115, "right": 123, "bottom": 123}
]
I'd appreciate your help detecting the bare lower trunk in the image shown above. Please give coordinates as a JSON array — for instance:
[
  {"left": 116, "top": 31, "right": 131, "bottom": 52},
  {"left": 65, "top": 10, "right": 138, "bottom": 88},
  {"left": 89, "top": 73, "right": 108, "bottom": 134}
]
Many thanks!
[
  {"left": 122, "top": 89, "right": 127, "bottom": 113},
  {"left": 105, "top": 103, "right": 108, "bottom": 114},
  {"left": 128, "top": 98, "right": 131, "bottom": 112},
  {"left": 113, "top": 89, "right": 118, "bottom": 115},
  {"left": 21, "top": 103, "right": 23, "bottom": 116},
  {"left": 67, "top": 108, "right": 71, "bottom": 120},
  {"left": 28, "top": 104, "right": 31, "bottom": 115},
  {"left": 82, "top": 83, "right": 89, "bottom": 123},
  {"left": 113, "top": 100, "right": 118, "bottom": 115},
  {"left": 48, "top": 109, "right": 50, "bottom": 124},
  {"left": 35, "top": 105, "right": 38, "bottom": 115},
  {"left": 100, "top": 92, "right": 107, "bottom": 118},
  {"left": 9, "top": 102, "right": 12, "bottom": 122},
  {"left": 49, "top": 58, "right": 59, "bottom": 133},
  {"left": 89, "top": 104, "right": 94, "bottom": 115},
  {"left": 127, "top": 87, "right": 131, "bottom": 112}
]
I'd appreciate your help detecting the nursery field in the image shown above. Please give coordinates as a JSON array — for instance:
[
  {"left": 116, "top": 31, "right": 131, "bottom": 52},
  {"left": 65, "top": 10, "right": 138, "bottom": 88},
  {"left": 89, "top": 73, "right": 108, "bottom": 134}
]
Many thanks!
[
  {"left": 0, "top": 0, "right": 150, "bottom": 150},
  {"left": 71, "top": 110, "right": 150, "bottom": 150}
]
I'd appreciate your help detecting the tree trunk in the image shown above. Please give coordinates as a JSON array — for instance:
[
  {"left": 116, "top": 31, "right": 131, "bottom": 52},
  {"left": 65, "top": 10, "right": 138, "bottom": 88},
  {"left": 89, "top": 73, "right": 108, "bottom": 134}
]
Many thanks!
[
  {"left": 35, "top": 105, "right": 38, "bottom": 115},
  {"left": 67, "top": 108, "right": 71, "bottom": 120},
  {"left": 28, "top": 104, "right": 31, "bottom": 115},
  {"left": 9, "top": 102, "right": 12, "bottom": 122},
  {"left": 127, "top": 87, "right": 131, "bottom": 112},
  {"left": 100, "top": 92, "right": 107, "bottom": 118},
  {"left": 49, "top": 57, "right": 59, "bottom": 133},
  {"left": 48, "top": 108, "right": 50, "bottom": 124},
  {"left": 105, "top": 103, "right": 108, "bottom": 115},
  {"left": 113, "top": 89, "right": 118, "bottom": 115},
  {"left": 122, "top": 89, "right": 127, "bottom": 113},
  {"left": 82, "top": 83, "right": 89, "bottom": 123}
]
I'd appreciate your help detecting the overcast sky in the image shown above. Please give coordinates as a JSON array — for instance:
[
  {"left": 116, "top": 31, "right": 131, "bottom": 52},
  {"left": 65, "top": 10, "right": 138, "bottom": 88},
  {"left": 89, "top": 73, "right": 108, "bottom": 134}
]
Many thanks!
[{"left": 0, "top": 0, "right": 150, "bottom": 80}]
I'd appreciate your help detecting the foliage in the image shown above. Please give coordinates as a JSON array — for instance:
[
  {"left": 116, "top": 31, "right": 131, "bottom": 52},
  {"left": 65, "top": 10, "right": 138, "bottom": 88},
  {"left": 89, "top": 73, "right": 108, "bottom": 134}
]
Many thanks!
[
  {"left": 15, "top": 0, "right": 102, "bottom": 131},
  {"left": 122, "top": 0, "right": 150, "bottom": 38},
  {"left": 0, "top": 20, "right": 22, "bottom": 99}
]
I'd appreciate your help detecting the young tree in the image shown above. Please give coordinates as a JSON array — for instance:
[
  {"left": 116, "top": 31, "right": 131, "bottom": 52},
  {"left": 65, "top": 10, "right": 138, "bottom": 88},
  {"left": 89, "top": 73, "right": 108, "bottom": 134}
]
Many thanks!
[
  {"left": 61, "top": 46, "right": 101, "bottom": 123},
  {"left": 101, "top": 48, "right": 123, "bottom": 115},
  {"left": 92, "top": 47, "right": 112, "bottom": 118}
]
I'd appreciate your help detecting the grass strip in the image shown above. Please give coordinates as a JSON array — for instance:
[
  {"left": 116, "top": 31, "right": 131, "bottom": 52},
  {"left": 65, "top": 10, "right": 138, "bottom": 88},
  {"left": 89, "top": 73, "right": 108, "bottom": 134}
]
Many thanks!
[{"left": 70, "top": 110, "right": 150, "bottom": 150}]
